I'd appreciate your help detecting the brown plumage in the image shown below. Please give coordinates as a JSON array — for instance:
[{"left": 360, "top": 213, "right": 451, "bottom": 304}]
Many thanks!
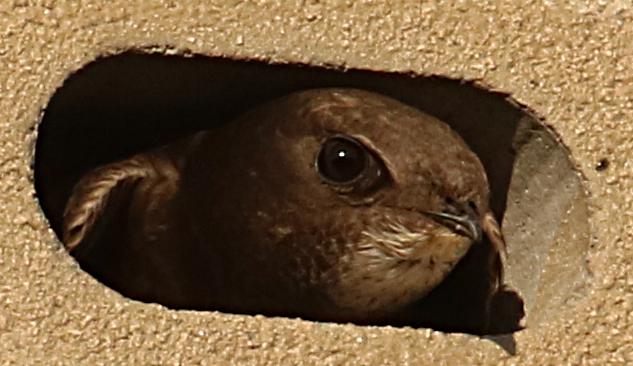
[{"left": 63, "top": 88, "right": 509, "bottom": 330}]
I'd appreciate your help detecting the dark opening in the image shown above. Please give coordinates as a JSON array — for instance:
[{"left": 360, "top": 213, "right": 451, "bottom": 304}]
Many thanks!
[
  {"left": 596, "top": 158, "right": 609, "bottom": 171},
  {"left": 35, "top": 52, "right": 589, "bottom": 340}
]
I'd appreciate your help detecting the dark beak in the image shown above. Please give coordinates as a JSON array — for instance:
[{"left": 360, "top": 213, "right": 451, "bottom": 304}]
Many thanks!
[{"left": 424, "top": 208, "right": 483, "bottom": 243}]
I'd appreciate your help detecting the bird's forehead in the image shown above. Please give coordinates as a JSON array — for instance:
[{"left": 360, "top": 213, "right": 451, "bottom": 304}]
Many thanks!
[
  {"left": 288, "top": 90, "right": 425, "bottom": 147},
  {"left": 288, "top": 89, "right": 461, "bottom": 166},
  {"left": 300, "top": 89, "right": 404, "bottom": 130}
]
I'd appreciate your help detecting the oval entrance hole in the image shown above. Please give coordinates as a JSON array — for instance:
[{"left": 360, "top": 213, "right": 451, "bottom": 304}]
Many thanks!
[{"left": 34, "top": 52, "right": 591, "bottom": 337}]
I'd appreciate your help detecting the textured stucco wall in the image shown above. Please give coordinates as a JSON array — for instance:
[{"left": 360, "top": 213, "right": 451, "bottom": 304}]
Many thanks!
[{"left": 1, "top": 1, "right": 632, "bottom": 364}]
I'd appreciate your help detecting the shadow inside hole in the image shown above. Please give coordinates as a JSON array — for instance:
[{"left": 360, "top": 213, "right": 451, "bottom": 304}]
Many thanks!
[{"left": 35, "top": 52, "right": 586, "bottom": 339}]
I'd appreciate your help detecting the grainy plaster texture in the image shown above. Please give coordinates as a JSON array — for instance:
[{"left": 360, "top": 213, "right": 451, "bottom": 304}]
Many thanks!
[{"left": 0, "top": 1, "right": 632, "bottom": 364}]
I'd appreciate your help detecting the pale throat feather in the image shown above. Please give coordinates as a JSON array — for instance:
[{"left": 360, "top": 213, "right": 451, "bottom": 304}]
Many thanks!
[{"left": 330, "top": 220, "right": 472, "bottom": 314}]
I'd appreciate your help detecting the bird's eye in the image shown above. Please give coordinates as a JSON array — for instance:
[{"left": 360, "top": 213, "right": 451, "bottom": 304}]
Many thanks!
[{"left": 317, "top": 136, "right": 368, "bottom": 184}]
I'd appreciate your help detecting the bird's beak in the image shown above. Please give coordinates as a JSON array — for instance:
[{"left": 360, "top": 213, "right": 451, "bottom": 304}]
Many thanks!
[{"left": 424, "top": 209, "right": 483, "bottom": 243}]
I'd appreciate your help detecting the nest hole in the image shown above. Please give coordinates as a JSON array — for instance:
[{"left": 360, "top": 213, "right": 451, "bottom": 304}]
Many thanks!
[{"left": 35, "top": 52, "right": 591, "bottom": 338}]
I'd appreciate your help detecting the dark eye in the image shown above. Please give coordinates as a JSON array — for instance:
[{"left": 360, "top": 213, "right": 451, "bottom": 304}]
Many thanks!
[{"left": 317, "top": 136, "right": 368, "bottom": 184}]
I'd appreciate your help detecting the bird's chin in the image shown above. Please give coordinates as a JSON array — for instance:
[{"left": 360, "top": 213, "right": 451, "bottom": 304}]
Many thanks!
[{"left": 325, "top": 228, "right": 473, "bottom": 318}]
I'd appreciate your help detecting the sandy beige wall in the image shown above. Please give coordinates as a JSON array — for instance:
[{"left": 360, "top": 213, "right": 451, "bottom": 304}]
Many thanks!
[{"left": 1, "top": 1, "right": 632, "bottom": 364}]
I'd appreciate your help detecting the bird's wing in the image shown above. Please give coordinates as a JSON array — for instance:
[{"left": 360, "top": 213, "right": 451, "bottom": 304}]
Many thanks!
[
  {"left": 62, "top": 152, "right": 181, "bottom": 253},
  {"left": 482, "top": 211, "right": 526, "bottom": 333},
  {"left": 482, "top": 211, "right": 507, "bottom": 289}
]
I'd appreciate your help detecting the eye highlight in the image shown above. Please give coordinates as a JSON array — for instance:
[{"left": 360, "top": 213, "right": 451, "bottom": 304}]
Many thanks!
[{"left": 317, "top": 136, "right": 367, "bottom": 184}]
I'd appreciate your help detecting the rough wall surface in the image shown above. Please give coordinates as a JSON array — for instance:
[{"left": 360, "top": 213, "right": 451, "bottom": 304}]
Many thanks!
[{"left": 0, "top": 1, "right": 631, "bottom": 364}]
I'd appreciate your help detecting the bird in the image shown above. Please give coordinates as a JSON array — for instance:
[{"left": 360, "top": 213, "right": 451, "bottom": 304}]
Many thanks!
[{"left": 62, "top": 88, "right": 510, "bottom": 331}]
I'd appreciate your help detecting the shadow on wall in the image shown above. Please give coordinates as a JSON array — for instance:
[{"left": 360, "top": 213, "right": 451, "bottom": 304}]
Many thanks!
[{"left": 34, "top": 52, "right": 590, "bottom": 338}]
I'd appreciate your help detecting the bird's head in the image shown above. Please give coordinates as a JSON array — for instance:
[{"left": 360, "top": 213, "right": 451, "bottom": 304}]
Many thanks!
[{"left": 183, "top": 88, "right": 502, "bottom": 320}]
